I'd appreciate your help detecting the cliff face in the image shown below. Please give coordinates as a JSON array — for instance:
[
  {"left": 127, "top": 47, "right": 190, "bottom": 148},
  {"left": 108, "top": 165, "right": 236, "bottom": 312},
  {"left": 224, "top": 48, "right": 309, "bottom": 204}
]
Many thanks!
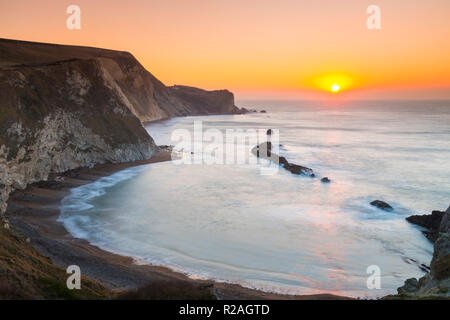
[
  {"left": 0, "top": 38, "right": 245, "bottom": 220},
  {"left": 0, "top": 39, "right": 243, "bottom": 122},
  {"left": 397, "top": 206, "right": 450, "bottom": 298},
  {"left": 169, "top": 85, "right": 243, "bottom": 116},
  {"left": 0, "top": 55, "right": 157, "bottom": 219}
]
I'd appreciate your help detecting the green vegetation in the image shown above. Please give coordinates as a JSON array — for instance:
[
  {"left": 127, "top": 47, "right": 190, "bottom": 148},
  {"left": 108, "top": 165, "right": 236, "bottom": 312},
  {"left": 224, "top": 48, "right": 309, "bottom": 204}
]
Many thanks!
[
  {"left": 0, "top": 227, "right": 110, "bottom": 300},
  {"left": 0, "top": 226, "right": 218, "bottom": 300},
  {"left": 116, "top": 281, "right": 216, "bottom": 300}
]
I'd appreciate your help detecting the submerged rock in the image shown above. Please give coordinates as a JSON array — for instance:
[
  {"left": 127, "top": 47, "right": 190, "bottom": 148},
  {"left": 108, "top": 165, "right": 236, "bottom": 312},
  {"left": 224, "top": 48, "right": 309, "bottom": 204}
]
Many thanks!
[
  {"left": 321, "top": 177, "right": 331, "bottom": 183},
  {"left": 370, "top": 200, "right": 393, "bottom": 212}
]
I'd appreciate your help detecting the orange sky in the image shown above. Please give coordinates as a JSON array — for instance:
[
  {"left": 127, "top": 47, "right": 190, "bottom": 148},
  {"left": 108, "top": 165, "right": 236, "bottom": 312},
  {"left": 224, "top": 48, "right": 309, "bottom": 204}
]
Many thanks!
[{"left": 1, "top": 0, "right": 450, "bottom": 100}]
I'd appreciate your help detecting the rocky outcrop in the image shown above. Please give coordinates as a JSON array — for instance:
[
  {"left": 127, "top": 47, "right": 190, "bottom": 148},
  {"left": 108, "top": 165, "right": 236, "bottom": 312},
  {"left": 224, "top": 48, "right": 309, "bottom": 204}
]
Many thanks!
[
  {"left": 406, "top": 209, "right": 448, "bottom": 242},
  {"left": 0, "top": 39, "right": 247, "bottom": 123},
  {"left": 168, "top": 85, "right": 244, "bottom": 116},
  {"left": 251, "top": 142, "right": 314, "bottom": 176},
  {"left": 396, "top": 206, "right": 450, "bottom": 298},
  {"left": 370, "top": 200, "right": 393, "bottom": 212},
  {"left": 440, "top": 207, "right": 450, "bottom": 233},
  {"left": 0, "top": 38, "right": 247, "bottom": 221},
  {"left": 0, "top": 55, "right": 157, "bottom": 220}
]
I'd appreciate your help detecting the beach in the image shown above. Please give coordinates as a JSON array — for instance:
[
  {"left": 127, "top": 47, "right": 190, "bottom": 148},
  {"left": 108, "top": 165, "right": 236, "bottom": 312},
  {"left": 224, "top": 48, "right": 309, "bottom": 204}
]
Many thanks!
[
  {"left": 6, "top": 100, "right": 447, "bottom": 299},
  {"left": 5, "top": 150, "right": 350, "bottom": 300}
]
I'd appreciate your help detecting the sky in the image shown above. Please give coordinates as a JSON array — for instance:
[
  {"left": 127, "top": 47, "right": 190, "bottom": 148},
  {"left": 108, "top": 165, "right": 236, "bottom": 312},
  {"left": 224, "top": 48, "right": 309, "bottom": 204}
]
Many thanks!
[{"left": 1, "top": 0, "right": 450, "bottom": 100}]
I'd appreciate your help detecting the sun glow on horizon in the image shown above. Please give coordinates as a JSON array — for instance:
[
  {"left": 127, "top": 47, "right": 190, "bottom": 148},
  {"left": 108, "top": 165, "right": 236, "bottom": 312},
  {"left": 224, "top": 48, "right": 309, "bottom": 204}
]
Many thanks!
[
  {"left": 307, "top": 72, "right": 357, "bottom": 94},
  {"left": 1, "top": 0, "right": 450, "bottom": 99},
  {"left": 331, "top": 84, "right": 341, "bottom": 93}
]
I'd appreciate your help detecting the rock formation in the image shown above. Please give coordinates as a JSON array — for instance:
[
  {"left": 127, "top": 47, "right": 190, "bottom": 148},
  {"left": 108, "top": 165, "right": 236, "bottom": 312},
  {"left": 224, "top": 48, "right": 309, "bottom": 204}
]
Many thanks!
[
  {"left": 251, "top": 142, "right": 313, "bottom": 176},
  {"left": 370, "top": 200, "right": 393, "bottom": 212},
  {"left": 396, "top": 206, "right": 450, "bottom": 298},
  {"left": 406, "top": 209, "right": 448, "bottom": 242},
  {"left": 168, "top": 85, "right": 244, "bottom": 117},
  {"left": 0, "top": 38, "right": 247, "bottom": 221},
  {"left": 0, "top": 51, "right": 157, "bottom": 222},
  {"left": 0, "top": 39, "right": 246, "bottom": 123}
]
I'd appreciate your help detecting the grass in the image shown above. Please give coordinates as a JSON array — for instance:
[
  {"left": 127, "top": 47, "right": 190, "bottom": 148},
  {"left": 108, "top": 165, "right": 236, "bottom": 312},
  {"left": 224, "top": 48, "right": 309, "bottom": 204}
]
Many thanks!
[
  {"left": 0, "top": 226, "right": 110, "bottom": 300},
  {"left": 0, "top": 226, "right": 218, "bottom": 300},
  {"left": 116, "top": 280, "right": 216, "bottom": 300}
]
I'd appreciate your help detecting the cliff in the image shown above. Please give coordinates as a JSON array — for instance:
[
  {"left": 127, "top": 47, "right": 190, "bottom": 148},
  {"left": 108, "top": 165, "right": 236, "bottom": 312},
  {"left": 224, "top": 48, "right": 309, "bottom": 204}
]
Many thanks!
[
  {"left": 0, "top": 39, "right": 244, "bottom": 122},
  {"left": 394, "top": 206, "right": 450, "bottom": 298},
  {"left": 169, "top": 85, "right": 244, "bottom": 116},
  {"left": 0, "top": 50, "right": 157, "bottom": 221},
  {"left": 0, "top": 38, "right": 245, "bottom": 221}
]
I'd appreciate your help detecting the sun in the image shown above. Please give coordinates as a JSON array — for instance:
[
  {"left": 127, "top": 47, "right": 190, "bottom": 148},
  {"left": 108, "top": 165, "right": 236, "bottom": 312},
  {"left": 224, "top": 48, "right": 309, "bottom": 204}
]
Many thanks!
[
  {"left": 331, "top": 84, "right": 340, "bottom": 92},
  {"left": 306, "top": 72, "right": 355, "bottom": 94}
]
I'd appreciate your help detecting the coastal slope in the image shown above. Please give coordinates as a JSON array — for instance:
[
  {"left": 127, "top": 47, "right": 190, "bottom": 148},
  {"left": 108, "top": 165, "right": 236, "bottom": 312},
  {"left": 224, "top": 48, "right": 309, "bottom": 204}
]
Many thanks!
[
  {"left": 0, "top": 38, "right": 245, "bottom": 220},
  {"left": 0, "top": 39, "right": 244, "bottom": 122},
  {"left": 392, "top": 206, "right": 450, "bottom": 298},
  {"left": 0, "top": 54, "right": 157, "bottom": 219}
]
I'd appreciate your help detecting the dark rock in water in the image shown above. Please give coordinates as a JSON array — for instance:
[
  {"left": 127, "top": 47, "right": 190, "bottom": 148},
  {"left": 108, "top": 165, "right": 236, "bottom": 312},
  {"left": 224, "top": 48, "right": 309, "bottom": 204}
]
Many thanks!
[
  {"left": 402, "top": 257, "right": 430, "bottom": 272},
  {"left": 321, "top": 177, "right": 331, "bottom": 183},
  {"left": 406, "top": 210, "right": 446, "bottom": 242},
  {"left": 397, "top": 278, "right": 419, "bottom": 295},
  {"left": 420, "top": 264, "right": 431, "bottom": 272},
  {"left": 278, "top": 156, "right": 289, "bottom": 167},
  {"left": 266, "top": 129, "right": 272, "bottom": 135},
  {"left": 310, "top": 173, "right": 316, "bottom": 178},
  {"left": 407, "top": 211, "right": 445, "bottom": 230},
  {"left": 370, "top": 200, "right": 393, "bottom": 212},
  {"left": 251, "top": 142, "right": 313, "bottom": 176},
  {"left": 419, "top": 265, "right": 429, "bottom": 272},
  {"left": 260, "top": 110, "right": 267, "bottom": 113},
  {"left": 284, "top": 163, "right": 312, "bottom": 175}
]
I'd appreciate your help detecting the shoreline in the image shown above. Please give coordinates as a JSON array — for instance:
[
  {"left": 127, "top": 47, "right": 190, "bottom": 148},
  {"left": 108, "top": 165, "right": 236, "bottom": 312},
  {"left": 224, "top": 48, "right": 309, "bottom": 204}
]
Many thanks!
[{"left": 5, "top": 150, "right": 351, "bottom": 300}]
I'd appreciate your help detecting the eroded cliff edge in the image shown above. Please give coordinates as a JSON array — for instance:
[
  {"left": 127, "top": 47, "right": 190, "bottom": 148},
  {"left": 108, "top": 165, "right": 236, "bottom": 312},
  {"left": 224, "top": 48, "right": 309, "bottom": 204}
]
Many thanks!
[
  {"left": 389, "top": 206, "right": 450, "bottom": 298},
  {"left": 0, "top": 38, "right": 245, "bottom": 222},
  {"left": 0, "top": 39, "right": 244, "bottom": 122},
  {"left": 0, "top": 55, "right": 157, "bottom": 222}
]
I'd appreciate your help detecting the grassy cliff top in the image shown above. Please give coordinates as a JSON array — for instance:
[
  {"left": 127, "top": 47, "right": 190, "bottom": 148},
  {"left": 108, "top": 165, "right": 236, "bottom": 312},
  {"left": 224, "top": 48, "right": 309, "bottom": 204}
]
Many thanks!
[{"left": 0, "top": 38, "right": 134, "bottom": 69}]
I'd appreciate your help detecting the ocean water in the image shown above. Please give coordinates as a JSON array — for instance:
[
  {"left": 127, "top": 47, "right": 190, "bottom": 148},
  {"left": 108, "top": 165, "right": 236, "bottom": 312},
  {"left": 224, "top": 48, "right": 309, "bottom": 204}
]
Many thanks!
[{"left": 59, "top": 100, "right": 450, "bottom": 297}]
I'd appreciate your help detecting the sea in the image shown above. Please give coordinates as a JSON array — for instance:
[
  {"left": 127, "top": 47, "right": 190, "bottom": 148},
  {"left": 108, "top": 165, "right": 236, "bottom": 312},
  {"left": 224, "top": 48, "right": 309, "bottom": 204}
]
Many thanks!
[{"left": 59, "top": 100, "right": 450, "bottom": 298}]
